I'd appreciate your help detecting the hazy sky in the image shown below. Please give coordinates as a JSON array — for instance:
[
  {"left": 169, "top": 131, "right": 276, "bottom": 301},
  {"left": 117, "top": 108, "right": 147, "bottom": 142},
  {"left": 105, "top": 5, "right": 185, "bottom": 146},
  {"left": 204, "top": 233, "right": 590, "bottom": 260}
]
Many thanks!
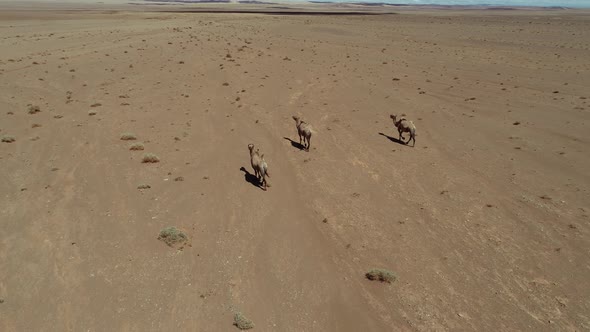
[
  {"left": 1, "top": 0, "right": 588, "bottom": 7},
  {"left": 319, "top": 0, "right": 590, "bottom": 7}
]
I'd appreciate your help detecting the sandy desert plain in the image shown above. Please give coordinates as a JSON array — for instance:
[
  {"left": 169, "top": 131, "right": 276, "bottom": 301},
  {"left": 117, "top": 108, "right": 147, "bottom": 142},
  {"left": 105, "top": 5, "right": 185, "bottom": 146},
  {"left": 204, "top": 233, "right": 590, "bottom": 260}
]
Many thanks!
[{"left": 0, "top": 0, "right": 589, "bottom": 331}]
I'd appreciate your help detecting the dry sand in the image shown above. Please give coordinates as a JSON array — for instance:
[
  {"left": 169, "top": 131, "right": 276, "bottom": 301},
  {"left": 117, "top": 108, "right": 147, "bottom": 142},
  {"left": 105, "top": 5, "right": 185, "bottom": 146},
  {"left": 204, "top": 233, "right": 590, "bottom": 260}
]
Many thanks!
[{"left": 0, "top": 3, "right": 589, "bottom": 331}]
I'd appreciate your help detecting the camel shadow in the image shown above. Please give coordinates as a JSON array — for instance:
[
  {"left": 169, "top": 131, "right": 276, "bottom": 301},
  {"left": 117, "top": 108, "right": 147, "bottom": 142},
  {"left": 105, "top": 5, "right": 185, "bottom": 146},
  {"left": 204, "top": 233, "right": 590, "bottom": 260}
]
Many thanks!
[
  {"left": 239, "top": 167, "right": 263, "bottom": 190},
  {"left": 379, "top": 132, "right": 407, "bottom": 146},
  {"left": 283, "top": 137, "right": 305, "bottom": 150}
]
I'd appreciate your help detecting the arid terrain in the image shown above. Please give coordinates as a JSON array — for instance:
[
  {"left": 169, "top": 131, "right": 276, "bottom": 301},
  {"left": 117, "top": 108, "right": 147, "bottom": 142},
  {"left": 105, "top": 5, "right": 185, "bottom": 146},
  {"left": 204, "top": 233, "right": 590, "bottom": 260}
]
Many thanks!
[{"left": 1, "top": 2, "right": 589, "bottom": 331}]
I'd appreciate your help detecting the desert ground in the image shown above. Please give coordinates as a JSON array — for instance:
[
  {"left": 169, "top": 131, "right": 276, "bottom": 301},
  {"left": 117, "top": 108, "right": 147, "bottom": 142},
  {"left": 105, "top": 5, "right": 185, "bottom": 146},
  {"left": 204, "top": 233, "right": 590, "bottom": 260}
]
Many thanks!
[{"left": 0, "top": 2, "right": 589, "bottom": 331}]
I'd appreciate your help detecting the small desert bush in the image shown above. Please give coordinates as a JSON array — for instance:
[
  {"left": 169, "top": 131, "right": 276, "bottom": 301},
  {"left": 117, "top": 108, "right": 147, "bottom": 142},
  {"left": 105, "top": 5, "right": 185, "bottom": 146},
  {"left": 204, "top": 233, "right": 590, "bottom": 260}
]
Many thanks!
[
  {"left": 1, "top": 135, "right": 16, "bottom": 143},
  {"left": 366, "top": 269, "right": 397, "bottom": 284},
  {"left": 129, "top": 143, "right": 144, "bottom": 151},
  {"left": 142, "top": 153, "right": 159, "bottom": 163},
  {"left": 120, "top": 133, "right": 137, "bottom": 141},
  {"left": 88, "top": 110, "right": 97, "bottom": 116},
  {"left": 158, "top": 226, "right": 188, "bottom": 247},
  {"left": 234, "top": 312, "right": 254, "bottom": 330},
  {"left": 137, "top": 184, "right": 151, "bottom": 189},
  {"left": 28, "top": 105, "right": 41, "bottom": 114}
]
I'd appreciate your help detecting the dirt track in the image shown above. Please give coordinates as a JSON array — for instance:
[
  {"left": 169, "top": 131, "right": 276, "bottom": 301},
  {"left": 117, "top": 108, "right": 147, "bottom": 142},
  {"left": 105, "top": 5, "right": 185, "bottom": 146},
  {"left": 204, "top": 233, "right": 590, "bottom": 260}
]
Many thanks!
[{"left": 1, "top": 5, "right": 589, "bottom": 331}]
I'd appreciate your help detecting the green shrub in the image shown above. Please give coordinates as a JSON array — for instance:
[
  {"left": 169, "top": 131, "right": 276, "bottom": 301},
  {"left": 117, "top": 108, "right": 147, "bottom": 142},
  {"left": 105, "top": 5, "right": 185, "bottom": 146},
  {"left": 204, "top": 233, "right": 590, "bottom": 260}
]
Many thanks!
[
  {"left": 28, "top": 105, "right": 41, "bottom": 114},
  {"left": 142, "top": 153, "right": 159, "bottom": 163},
  {"left": 120, "top": 133, "right": 137, "bottom": 140},
  {"left": 158, "top": 227, "right": 188, "bottom": 247},
  {"left": 234, "top": 312, "right": 254, "bottom": 330},
  {"left": 366, "top": 269, "right": 397, "bottom": 284},
  {"left": 129, "top": 143, "right": 144, "bottom": 151},
  {"left": 1, "top": 135, "right": 16, "bottom": 143}
]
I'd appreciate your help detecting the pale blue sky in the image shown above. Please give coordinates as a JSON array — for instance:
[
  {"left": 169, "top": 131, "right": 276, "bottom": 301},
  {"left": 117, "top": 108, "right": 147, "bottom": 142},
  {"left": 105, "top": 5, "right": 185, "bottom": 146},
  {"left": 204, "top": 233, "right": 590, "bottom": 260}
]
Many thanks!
[{"left": 312, "top": 0, "right": 590, "bottom": 7}]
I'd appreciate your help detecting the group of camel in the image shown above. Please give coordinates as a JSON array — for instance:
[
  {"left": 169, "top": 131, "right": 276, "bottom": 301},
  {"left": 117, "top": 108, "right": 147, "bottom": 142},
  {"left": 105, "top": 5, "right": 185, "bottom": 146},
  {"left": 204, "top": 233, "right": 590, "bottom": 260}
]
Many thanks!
[{"left": 248, "top": 114, "right": 416, "bottom": 191}]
